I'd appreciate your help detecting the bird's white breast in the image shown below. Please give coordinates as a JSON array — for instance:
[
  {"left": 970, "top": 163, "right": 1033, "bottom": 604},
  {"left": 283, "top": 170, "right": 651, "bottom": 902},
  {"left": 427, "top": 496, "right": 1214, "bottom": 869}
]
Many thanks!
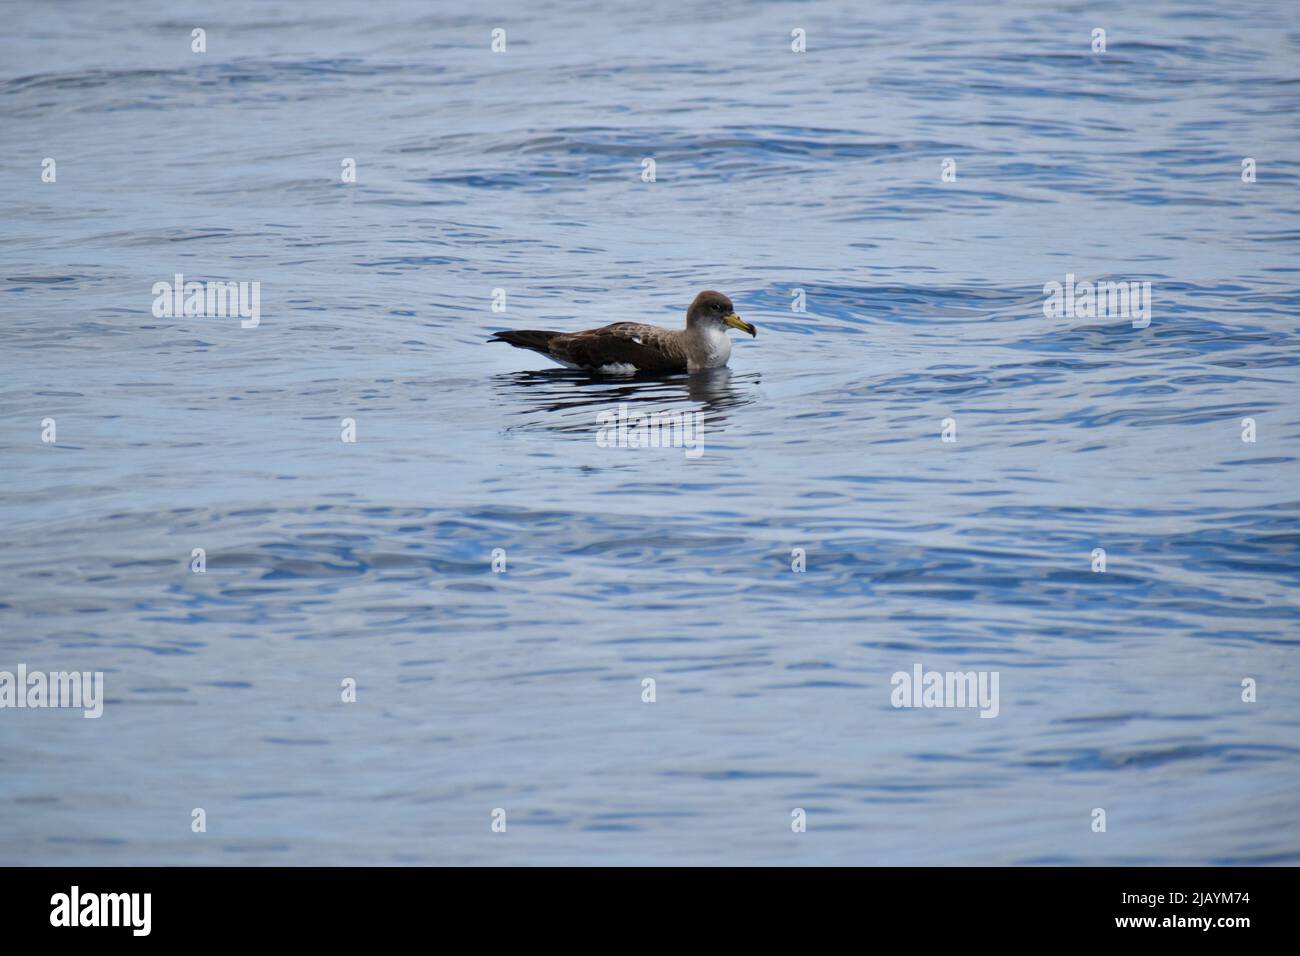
[{"left": 690, "top": 325, "right": 732, "bottom": 371}]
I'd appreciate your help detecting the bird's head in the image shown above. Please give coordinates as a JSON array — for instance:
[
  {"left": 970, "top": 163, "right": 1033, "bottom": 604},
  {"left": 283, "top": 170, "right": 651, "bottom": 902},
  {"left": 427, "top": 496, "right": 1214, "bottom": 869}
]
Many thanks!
[{"left": 686, "top": 290, "right": 755, "bottom": 337}]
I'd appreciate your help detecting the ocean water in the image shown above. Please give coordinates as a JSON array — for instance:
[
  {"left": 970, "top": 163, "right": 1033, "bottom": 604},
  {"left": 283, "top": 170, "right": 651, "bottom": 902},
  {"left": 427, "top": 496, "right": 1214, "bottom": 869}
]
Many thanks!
[{"left": 2, "top": 0, "right": 1298, "bottom": 865}]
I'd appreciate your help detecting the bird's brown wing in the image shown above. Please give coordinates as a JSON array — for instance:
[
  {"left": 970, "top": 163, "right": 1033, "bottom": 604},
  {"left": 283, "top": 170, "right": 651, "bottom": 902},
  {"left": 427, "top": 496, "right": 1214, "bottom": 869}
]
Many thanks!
[{"left": 549, "top": 323, "right": 687, "bottom": 372}]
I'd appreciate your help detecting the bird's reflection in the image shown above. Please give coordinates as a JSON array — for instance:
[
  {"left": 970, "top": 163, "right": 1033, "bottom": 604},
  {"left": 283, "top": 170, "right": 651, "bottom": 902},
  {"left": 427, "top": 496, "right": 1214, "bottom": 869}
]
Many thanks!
[{"left": 491, "top": 367, "right": 760, "bottom": 434}]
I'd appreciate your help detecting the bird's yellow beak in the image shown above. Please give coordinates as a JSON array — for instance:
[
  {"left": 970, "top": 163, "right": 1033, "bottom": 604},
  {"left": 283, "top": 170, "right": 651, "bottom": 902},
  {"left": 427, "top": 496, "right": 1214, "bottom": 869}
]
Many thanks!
[{"left": 723, "top": 312, "right": 756, "bottom": 337}]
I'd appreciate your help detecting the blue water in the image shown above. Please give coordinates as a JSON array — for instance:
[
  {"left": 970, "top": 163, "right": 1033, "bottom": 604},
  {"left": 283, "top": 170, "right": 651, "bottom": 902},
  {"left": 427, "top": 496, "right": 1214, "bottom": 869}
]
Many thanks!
[{"left": 2, "top": 0, "right": 1299, "bottom": 865}]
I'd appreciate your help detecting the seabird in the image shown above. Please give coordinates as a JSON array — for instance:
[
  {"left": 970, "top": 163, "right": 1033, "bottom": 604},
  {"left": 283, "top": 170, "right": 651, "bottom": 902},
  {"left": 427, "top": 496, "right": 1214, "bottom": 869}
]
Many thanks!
[{"left": 490, "top": 290, "right": 756, "bottom": 373}]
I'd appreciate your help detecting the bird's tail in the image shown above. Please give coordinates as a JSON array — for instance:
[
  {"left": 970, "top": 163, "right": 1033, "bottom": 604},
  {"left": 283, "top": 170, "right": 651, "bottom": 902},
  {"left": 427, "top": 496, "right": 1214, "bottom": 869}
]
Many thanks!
[{"left": 489, "top": 329, "right": 560, "bottom": 354}]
